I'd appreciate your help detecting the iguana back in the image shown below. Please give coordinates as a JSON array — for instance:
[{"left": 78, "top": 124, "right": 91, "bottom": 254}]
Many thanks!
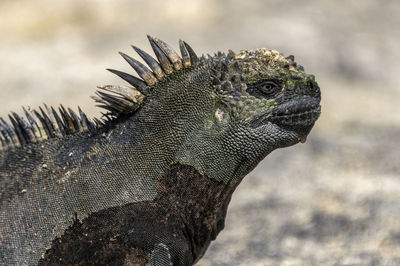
[{"left": 0, "top": 36, "right": 321, "bottom": 265}]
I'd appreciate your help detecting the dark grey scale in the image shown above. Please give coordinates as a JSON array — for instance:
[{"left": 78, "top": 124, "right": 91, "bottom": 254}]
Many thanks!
[
  {"left": 100, "top": 112, "right": 113, "bottom": 122},
  {"left": 211, "top": 75, "right": 221, "bottom": 85},
  {"left": 210, "top": 68, "right": 218, "bottom": 77},
  {"left": 179, "top": 40, "right": 191, "bottom": 67},
  {"left": 67, "top": 108, "right": 83, "bottom": 132},
  {"left": 11, "top": 112, "right": 36, "bottom": 144},
  {"left": 132, "top": 45, "right": 165, "bottom": 79},
  {"left": 232, "top": 61, "right": 241, "bottom": 71},
  {"left": 59, "top": 105, "right": 77, "bottom": 134},
  {"left": 78, "top": 107, "right": 92, "bottom": 131},
  {"left": 0, "top": 120, "right": 12, "bottom": 147},
  {"left": 97, "top": 105, "right": 120, "bottom": 117},
  {"left": 44, "top": 104, "right": 63, "bottom": 138},
  {"left": 107, "top": 69, "right": 147, "bottom": 94},
  {"left": 147, "top": 36, "right": 174, "bottom": 75},
  {"left": 50, "top": 107, "right": 66, "bottom": 137},
  {"left": 96, "top": 85, "right": 137, "bottom": 103},
  {"left": 108, "top": 96, "right": 136, "bottom": 113},
  {"left": 92, "top": 117, "right": 104, "bottom": 128},
  {"left": 227, "top": 49, "right": 236, "bottom": 59},
  {"left": 199, "top": 54, "right": 207, "bottom": 64},
  {"left": 285, "top": 55, "right": 295, "bottom": 61},
  {"left": 229, "top": 99, "right": 237, "bottom": 106},
  {"left": 95, "top": 91, "right": 131, "bottom": 114},
  {"left": 234, "top": 91, "right": 242, "bottom": 98},
  {"left": 221, "top": 81, "right": 233, "bottom": 92},
  {"left": 182, "top": 41, "right": 198, "bottom": 65},
  {"left": 0, "top": 132, "right": 5, "bottom": 149},
  {"left": 119, "top": 52, "right": 157, "bottom": 86},
  {"left": 235, "top": 84, "right": 244, "bottom": 94},
  {"left": 214, "top": 85, "right": 221, "bottom": 92},
  {"left": 58, "top": 106, "right": 72, "bottom": 135},
  {"left": 220, "top": 71, "right": 227, "bottom": 81},
  {"left": 107, "top": 92, "right": 135, "bottom": 113},
  {"left": 152, "top": 37, "right": 183, "bottom": 70},
  {"left": 33, "top": 110, "right": 51, "bottom": 138},
  {"left": 224, "top": 57, "right": 231, "bottom": 67},
  {"left": 232, "top": 84, "right": 244, "bottom": 94},
  {"left": 23, "top": 107, "right": 42, "bottom": 140},
  {"left": 244, "top": 99, "right": 253, "bottom": 105},
  {"left": 0, "top": 117, "right": 16, "bottom": 146},
  {"left": 91, "top": 95, "right": 110, "bottom": 110},
  {"left": 39, "top": 107, "right": 56, "bottom": 137},
  {"left": 285, "top": 55, "right": 298, "bottom": 68},
  {"left": 230, "top": 74, "right": 241, "bottom": 83},
  {"left": 8, "top": 115, "right": 26, "bottom": 146}
]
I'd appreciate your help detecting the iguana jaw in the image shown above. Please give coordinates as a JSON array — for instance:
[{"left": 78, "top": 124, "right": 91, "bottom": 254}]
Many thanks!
[
  {"left": 250, "top": 95, "right": 320, "bottom": 143},
  {"left": 270, "top": 98, "right": 321, "bottom": 143}
]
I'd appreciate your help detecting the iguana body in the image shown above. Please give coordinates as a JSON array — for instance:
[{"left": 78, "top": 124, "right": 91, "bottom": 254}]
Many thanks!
[{"left": 0, "top": 36, "right": 321, "bottom": 265}]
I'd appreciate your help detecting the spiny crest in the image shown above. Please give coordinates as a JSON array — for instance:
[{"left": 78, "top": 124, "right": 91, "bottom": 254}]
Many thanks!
[
  {"left": 0, "top": 105, "right": 98, "bottom": 151},
  {"left": 0, "top": 36, "right": 200, "bottom": 151},
  {"left": 96, "top": 36, "right": 199, "bottom": 117}
]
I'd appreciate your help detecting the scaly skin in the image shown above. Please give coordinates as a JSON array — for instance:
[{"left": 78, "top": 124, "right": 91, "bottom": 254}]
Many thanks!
[{"left": 0, "top": 37, "right": 320, "bottom": 265}]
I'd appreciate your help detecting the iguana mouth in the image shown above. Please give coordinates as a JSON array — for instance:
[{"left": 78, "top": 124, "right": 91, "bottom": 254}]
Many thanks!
[
  {"left": 251, "top": 97, "right": 321, "bottom": 142},
  {"left": 269, "top": 98, "right": 321, "bottom": 127}
]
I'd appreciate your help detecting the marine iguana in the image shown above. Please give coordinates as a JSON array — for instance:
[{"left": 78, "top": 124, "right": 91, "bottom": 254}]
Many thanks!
[{"left": 0, "top": 36, "right": 321, "bottom": 265}]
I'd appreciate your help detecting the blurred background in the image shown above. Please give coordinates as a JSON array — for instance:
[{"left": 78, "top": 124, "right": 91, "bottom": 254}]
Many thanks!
[{"left": 0, "top": 0, "right": 399, "bottom": 264}]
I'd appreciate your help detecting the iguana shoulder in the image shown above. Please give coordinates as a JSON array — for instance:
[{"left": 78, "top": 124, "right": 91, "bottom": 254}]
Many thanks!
[{"left": 0, "top": 36, "right": 321, "bottom": 265}]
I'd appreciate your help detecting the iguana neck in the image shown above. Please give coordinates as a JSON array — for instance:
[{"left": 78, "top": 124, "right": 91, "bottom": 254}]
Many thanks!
[{"left": 155, "top": 163, "right": 234, "bottom": 262}]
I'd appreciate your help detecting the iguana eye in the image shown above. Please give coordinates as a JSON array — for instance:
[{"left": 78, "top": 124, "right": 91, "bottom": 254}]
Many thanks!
[
  {"left": 247, "top": 80, "right": 281, "bottom": 99},
  {"left": 259, "top": 81, "right": 280, "bottom": 97}
]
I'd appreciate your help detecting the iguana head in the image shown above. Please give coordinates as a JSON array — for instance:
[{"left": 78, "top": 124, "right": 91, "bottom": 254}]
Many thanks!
[{"left": 210, "top": 48, "right": 321, "bottom": 149}]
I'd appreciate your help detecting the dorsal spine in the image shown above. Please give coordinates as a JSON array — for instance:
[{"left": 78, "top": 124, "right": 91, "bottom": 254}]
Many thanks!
[{"left": 0, "top": 36, "right": 200, "bottom": 151}]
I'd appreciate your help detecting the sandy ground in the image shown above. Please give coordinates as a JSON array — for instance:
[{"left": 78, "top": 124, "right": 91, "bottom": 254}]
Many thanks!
[{"left": 0, "top": 0, "right": 399, "bottom": 265}]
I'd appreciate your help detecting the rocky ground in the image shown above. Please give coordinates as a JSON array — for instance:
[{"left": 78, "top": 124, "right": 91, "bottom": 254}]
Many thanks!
[{"left": 0, "top": 0, "right": 399, "bottom": 265}]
